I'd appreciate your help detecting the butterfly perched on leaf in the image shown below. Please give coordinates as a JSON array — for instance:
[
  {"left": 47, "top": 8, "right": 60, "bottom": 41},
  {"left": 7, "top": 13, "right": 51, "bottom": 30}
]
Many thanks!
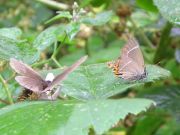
[
  {"left": 108, "top": 36, "right": 147, "bottom": 81},
  {"left": 10, "top": 56, "right": 88, "bottom": 101}
]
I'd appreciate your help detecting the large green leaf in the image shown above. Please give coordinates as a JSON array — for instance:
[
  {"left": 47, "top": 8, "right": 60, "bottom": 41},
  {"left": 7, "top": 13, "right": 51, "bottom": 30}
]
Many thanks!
[
  {"left": 81, "top": 10, "right": 114, "bottom": 26},
  {"left": 42, "top": 63, "right": 170, "bottom": 100},
  {"left": 0, "top": 99, "right": 154, "bottom": 135},
  {"left": 33, "top": 26, "right": 57, "bottom": 52},
  {"left": 0, "top": 27, "right": 22, "bottom": 40},
  {"left": 153, "top": 0, "right": 180, "bottom": 25},
  {"left": 0, "top": 35, "right": 39, "bottom": 64},
  {"left": 138, "top": 85, "right": 180, "bottom": 122}
]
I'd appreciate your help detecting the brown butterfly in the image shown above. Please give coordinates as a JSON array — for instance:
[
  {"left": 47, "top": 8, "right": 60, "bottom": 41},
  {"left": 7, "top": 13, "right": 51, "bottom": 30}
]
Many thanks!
[
  {"left": 108, "top": 36, "right": 147, "bottom": 80},
  {"left": 10, "top": 56, "right": 88, "bottom": 101}
]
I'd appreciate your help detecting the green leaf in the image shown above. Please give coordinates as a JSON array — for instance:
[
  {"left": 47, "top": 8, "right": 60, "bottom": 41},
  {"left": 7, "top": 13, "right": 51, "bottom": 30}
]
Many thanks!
[
  {"left": 0, "top": 27, "right": 22, "bottom": 40},
  {"left": 60, "top": 39, "right": 124, "bottom": 65},
  {"left": 46, "top": 11, "right": 72, "bottom": 24},
  {"left": 153, "top": 0, "right": 180, "bottom": 25},
  {"left": 0, "top": 99, "right": 154, "bottom": 135},
  {"left": 42, "top": 63, "right": 170, "bottom": 100},
  {"left": 136, "top": 0, "right": 158, "bottom": 12},
  {"left": 138, "top": 85, "right": 180, "bottom": 122},
  {"left": 65, "top": 22, "right": 80, "bottom": 40},
  {"left": 131, "top": 11, "right": 158, "bottom": 28},
  {"left": 33, "top": 26, "right": 57, "bottom": 52},
  {"left": 0, "top": 35, "right": 39, "bottom": 64},
  {"left": 128, "top": 110, "right": 166, "bottom": 135},
  {"left": 81, "top": 10, "right": 114, "bottom": 26}
]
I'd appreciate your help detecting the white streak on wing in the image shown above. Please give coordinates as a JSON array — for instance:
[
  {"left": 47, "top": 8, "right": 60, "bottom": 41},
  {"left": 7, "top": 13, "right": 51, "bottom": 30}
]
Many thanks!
[
  {"left": 119, "top": 60, "right": 132, "bottom": 71},
  {"left": 127, "top": 46, "right": 138, "bottom": 55}
]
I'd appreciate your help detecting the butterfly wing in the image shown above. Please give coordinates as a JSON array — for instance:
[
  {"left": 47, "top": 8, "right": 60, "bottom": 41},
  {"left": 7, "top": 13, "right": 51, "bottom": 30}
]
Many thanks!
[
  {"left": 43, "top": 55, "right": 88, "bottom": 92},
  {"left": 10, "top": 58, "right": 47, "bottom": 91},
  {"left": 10, "top": 58, "right": 44, "bottom": 80},
  {"left": 15, "top": 76, "right": 47, "bottom": 93},
  {"left": 118, "top": 56, "right": 141, "bottom": 80},
  {"left": 121, "top": 37, "right": 145, "bottom": 74}
]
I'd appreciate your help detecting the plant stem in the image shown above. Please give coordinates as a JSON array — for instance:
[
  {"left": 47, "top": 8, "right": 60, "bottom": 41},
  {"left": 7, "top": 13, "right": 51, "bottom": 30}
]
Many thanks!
[
  {"left": 85, "top": 39, "right": 90, "bottom": 55},
  {"left": 36, "top": 0, "right": 69, "bottom": 10},
  {"left": 51, "top": 56, "right": 61, "bottom": 67},
  {"left": 0, "top": 75, "right": 13, "bottom": 104},
  {"left": 6, "top": 72, "right": 16, "bottom": 83},
  {"left": 129, "top": 17, "right": 155, "bottom": 49},
  {"left": 32, "top": 59, "right": 52, "bottom": 67},
  {"left": 53, "top": 34, "right": 67, "bottom": 57},
  {"left": 154, "top": 21, "right": 173, "bottom": 63},
  {"left": 50, "top": 41, "right": 61, "bottom": 67}
]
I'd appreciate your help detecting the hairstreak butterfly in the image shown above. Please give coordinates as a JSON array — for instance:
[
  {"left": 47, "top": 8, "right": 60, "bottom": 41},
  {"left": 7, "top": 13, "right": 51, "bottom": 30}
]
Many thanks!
[
  {"left": 108, "top": 36, "right": 147, "bottom": 81},
  {"left": 10, "top": 56, "right": 87, "bottom": 100}
]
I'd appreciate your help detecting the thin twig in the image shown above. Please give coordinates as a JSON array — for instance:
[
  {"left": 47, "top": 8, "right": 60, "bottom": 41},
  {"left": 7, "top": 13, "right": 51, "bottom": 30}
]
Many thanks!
[
  {"left": 0, "top": 98, "right": 10, "bottom": 105},
  {"left": 51, "top": 56, "right": 61, "bottom": 67},
  {"left": 53, "top": 34, "right": 67, "bottom": 57},
  {"left": 6, "top": 72, "right": 16, "bottom": 83},
  {"left": 50, "top": 41, "right": 62, "bottom": 67},
  {"left": 36, "top": 0, "right": 69, "bottom": 10},
  {"left": 0, "top": 75, "right": 13, "bottom": 104}
]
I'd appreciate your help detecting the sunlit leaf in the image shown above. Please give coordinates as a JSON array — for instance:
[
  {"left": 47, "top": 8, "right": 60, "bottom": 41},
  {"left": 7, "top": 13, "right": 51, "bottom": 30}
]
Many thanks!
[
  {"left": 0, "top": 35, "right": 39, "bottom": 64},
  {"left": 33, "top": 26, "right": 57, "bottom": 52},
  {"left": 65, "top": 22, "right": 80, "bottom": 40},
  {"left": 81, "top": 10, "right": 114, "bottom": 26},
  {"left": 0, "top": 99, "right": 154, "bottom": 135},
  {"left": 46, "top": 11, "right": 72, "bottom": 24},
  {"left": 42, "top": 63, "right": 170, "bottom": 100},
  {"left": 154, "top": 0, "right": 180, "bottom": 25},
  {"left": 0, "top": 27, "right": 22, "bottom": 40}
]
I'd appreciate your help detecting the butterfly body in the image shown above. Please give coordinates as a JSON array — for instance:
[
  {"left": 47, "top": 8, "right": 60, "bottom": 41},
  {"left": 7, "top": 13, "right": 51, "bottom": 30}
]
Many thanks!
[{"left": 108, "top": 37, "right": 147, "bottom": 81}]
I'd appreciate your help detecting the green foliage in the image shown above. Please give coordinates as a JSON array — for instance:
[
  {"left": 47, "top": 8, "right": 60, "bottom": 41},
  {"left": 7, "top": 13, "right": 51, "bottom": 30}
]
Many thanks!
[
  {"left": 154, "top": 0, "right": 180, "bottom": 25},
  {"left": 0, "top": 1, "right": 179, "bottom": 134},
  {"left": 127, "top": 110, "right": 180, "bottom": 135},
  {"left": 0, "top": 27, "right": 22, "bottom": 40},
  {"left": 0, "top": 28, "right": 39, "bottom": 63},
  {"left": 42, "top": 63, "right": 170, "bottom": 100},
  {"left": 136, "top": 0, "right": 158, "bottom": 12},
  {"left": 33, "top": 26, "right": 57, "bottom": 52},
  {"left": 0, "top": 99, "right": 154, "bottom": 135},
  {"left": 131, "top": 11, "right": 158, "bottom": 28},
  {"left": 81, "top": 11, "right": 114, "bottom": 26},
  {"left": 138, "top": 85, "right": 180, "bottom": 122},
  {"left": 65, "top": 22, "right": 80, "bottom": 40}
]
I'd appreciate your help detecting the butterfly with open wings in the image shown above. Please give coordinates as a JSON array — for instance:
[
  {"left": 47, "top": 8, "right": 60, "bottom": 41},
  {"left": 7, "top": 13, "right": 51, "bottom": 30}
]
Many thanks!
[
  {"left": 10, "top": 56, "right": 87, "bottom": 101},
  {"left": 108, "top": 36, "right": 147, "bottom": 81}
]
